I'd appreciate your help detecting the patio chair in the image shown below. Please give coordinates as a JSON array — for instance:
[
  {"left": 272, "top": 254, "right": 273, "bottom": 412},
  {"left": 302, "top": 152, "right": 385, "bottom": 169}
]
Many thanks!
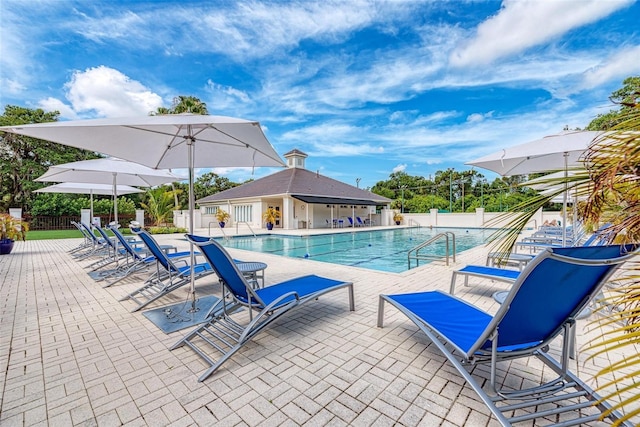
[
  {"left": 119, "top": 227, "right": 214, "bottom": 312},
  {"left": 515, "top": 226, "right": 586, "bottom": 252},
  {"left": 378, "top": 244, "right": 638, "bottom": 427},
  {"left": 84, "top": 224, "right": 129, "bottom": 271},
  {"left": 483, "top": 223, "right": 611, "bottom": 275},
  {"left": 69, "top": 220, "right": 95, "bottom": 254},
  {"left": 356, "top": 216, "right": 366, "bottom": 227},
  {"left": 100, "top": 224, "right": 186, "bottom": 287},
  {"left": 171, "top": 235, "right": 355, "bottom": 382},
  {"left": 71, "top": 221, "right": 111, "bottom": 260}
]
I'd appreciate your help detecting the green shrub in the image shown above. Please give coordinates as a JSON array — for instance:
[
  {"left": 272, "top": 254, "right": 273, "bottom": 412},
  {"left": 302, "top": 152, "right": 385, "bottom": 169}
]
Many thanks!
[{"left": 147, "top": 226, "right": 187, "bottom": 234}]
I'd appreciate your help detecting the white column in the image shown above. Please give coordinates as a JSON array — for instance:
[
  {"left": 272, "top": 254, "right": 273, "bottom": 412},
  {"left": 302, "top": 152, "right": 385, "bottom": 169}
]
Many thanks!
[
  {"left": 81, "top": 209, "right": 91, "bottom": 227},
  {"left": 9, "top": 208, "right": 22, "bottom": 220},
  {"left": 136, "top": 209, "right": 145, "bottom": 226},
  {"left": 430, "top": 208, "right": 438, "bottom": 227},
  {"left": 475, "top": 208, "right": 485, "bottom": 227}
]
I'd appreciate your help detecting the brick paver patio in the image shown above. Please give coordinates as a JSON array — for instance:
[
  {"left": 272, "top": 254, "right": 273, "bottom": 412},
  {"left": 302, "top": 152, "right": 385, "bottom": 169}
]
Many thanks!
[{"left": 1, "top": 229, "right": 638, "bottom": 426}]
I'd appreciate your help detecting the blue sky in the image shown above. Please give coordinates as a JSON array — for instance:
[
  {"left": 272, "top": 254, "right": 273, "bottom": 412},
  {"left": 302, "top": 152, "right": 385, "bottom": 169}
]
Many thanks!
[{"left": 1, "top": 0, "right": 639, "bottom": 189}]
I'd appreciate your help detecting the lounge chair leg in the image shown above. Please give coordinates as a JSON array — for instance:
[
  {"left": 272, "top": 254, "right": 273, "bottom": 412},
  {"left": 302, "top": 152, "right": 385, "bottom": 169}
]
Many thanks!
[
  {"left": 450, "top": 273, "right": 458, "bottom": 294},
  {"left": 377, "top": 296, "right": 386, "bottom": 327},
  {"left": 348, "top": 283, "right": 355, "bottom": 311}
]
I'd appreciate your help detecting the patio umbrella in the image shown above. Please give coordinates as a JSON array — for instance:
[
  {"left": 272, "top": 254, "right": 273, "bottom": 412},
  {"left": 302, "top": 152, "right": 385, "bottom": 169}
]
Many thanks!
[
  {"left": 2, "top": 114, "right": 285, "bottom": 304},
  {"left": 465, "top": 131, "right": 604, "bottom": 176},
  {"left": 466, "top": 130, "right": 606, "bottom": 245},
  {"left": 34, "top": 182, "right": 144, "bottom": 222},
  {"left": 35, "top": 157, "right": 183, "bottom": 224}
]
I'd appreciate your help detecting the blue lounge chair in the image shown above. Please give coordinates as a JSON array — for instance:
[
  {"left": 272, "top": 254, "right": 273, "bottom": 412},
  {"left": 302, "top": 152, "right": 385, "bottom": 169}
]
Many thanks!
[
  {"left": 378, "top": 244, "right": 638, "bottom": 427},
  {"left": 84, "top": 224, "right": 131, "bottom": 272},
  {"left": 481, "top": 223, "right": 612, "bottom": 283},
  {"left": 99, "top": 224, "right": 188, "bottom": 287},
  {"left": 119, "top": 227, "right": 214, "bottom": 312},
  {"left": 71, "top": 221, "right": 111, "bottom": 260},
  {"left": 171, "top": 235, "right": 355, "bottom": 382},
  {"left": 69, "top": 220, "right": 95, "bottom": 254}
]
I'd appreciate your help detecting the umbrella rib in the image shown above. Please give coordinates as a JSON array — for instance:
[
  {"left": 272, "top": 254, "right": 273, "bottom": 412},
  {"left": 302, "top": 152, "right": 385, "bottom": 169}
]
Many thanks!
[
  {"left": 121, "top": 123, "right": 284, "bottom": 169},
  {"left": 207, "top": 124, "right": 286, "bottom": 165}
]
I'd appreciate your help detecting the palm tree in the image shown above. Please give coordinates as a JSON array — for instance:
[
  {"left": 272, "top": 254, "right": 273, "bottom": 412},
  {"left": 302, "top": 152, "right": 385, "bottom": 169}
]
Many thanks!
[
  {"left": 171, "top": 96, "right": 208, "bottom": 114},
  {"left": 141, "top": 187, "right": 182, "bottom": 226},
  {"left": 148, "top": 95, "right": 208, "bottom": 208},
  {"left": 487, "top": 82, "right": 639, "bottom": 424}
]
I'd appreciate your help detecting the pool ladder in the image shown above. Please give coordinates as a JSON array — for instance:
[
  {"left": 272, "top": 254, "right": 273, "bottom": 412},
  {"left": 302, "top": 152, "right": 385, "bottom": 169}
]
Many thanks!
[{"left": 407, "top": 232, "right": 456, "bottom": 269}]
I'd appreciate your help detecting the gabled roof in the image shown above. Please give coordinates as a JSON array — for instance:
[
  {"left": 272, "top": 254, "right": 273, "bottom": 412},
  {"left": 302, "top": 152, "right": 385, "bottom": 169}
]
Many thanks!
[{"left": 197, "top": 167, "right": 391, "bottom": 205}]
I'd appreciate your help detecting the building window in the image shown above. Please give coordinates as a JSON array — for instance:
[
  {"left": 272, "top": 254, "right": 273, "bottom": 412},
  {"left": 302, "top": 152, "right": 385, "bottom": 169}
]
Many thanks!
[{"left": 233, "top": 205, "right": 252, "bottom": 222}]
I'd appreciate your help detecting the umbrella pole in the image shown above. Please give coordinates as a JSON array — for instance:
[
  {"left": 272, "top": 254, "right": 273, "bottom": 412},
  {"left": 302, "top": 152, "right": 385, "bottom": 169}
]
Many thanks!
[
  {"left": 562, "top": 152, "right": 568, "bottom": 247},
  {"left": 90, "top": 190, "right": 94, "bottom": 226},
  {"left": 112, "top": 173, "right": 120, "bottom": 266},
  {"left": 113, "top": 172, "right": 119, "bottom": 225},
  {"left": 187, "top": 133, "right": 198, "bottom": 312}
]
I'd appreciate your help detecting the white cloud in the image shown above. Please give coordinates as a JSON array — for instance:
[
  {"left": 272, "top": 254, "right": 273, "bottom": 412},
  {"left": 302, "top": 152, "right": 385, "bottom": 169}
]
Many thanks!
[
  {"left": 55, "top": 66, "right": 163, "bottom": 118},
  {"left": 466, "top": 111, "right": 494, "bottom": 123},
  {"left": 392, "top": 164, "right": 407, "bottom": 173},
  {"left": 1, "top": 78, "right": 25, "bottom": 96},
  {"left": 450, "top": 0, "right": 632, "bottom": 67},
  {"left": 37, "top": 97, "right": 78, "bottom": 120},
  {"left": 69, "top": 0, "right": 414, "bottom": 61},
  {"left": 204, "top": 80, "right": 253, "bottom": 114},
  {"left": 581, "top": 45, "right": 640, "bottom": 89}
]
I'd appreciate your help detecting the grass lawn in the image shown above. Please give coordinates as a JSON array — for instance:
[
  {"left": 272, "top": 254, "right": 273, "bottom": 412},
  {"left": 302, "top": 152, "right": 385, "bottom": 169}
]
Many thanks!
[
  {"left": 25, "top": 227, "right": 173, "bottom": 240},
  {"left": 26, "top": 230, "right": 84, "bottom": 240}
]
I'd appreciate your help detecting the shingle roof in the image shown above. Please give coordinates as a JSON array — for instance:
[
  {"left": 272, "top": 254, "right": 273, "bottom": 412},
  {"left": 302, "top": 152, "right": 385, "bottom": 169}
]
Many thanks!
[{"left": 197, "top": 168, "right": 391, "bottom": 205}]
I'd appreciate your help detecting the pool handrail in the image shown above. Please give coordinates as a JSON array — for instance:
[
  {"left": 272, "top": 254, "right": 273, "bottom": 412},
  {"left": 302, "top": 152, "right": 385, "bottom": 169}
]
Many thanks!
[{"left": 408, "top": 231, "right": 456, "bottom": 268}]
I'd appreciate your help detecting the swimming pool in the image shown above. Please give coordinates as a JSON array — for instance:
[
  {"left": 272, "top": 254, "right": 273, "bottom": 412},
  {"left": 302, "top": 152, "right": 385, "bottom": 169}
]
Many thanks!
[{"left": 218, "top": 227, "right": 492, "bottom": 273}]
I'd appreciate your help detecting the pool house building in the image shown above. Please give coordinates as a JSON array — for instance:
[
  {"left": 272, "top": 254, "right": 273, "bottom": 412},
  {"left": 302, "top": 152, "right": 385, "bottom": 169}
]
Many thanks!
[{"left": 186, "top": 149, "right": 392, "bottom": 231}]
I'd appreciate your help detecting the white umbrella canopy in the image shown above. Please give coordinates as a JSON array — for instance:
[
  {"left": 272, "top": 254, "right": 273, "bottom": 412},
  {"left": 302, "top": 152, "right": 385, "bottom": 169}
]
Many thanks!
[
  {"left": 35, "top": 182, "right": 144, "bottom": 223},
  {"left": 467, "top": 131, "right": 608, "bottom": 246},
  {"left": 2, "top": 114, "right": 285, "bottom": 306},
  {"left": 34, "top": 182, "right": 144, "bottom": 195},
  {"left": 35, "top": 157, "right": 183, "bottom": 223},
  {"left": 2, "top": 114, "right": 284, "bottom": 169},
  {"left": 465, "top": 130, "right": 604, "bottom": 176},
  {"left": 36, "top": 157, "right": 183, "bottom": 187},
  {"left": 4, "top": 114, "right": 285, "bottom": 228}
]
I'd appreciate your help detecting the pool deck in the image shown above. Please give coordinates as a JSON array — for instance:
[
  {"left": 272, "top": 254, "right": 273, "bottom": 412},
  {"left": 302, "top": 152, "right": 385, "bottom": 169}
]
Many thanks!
[{"left": 1, "top": 225, "right": 638, "bottom": 426}]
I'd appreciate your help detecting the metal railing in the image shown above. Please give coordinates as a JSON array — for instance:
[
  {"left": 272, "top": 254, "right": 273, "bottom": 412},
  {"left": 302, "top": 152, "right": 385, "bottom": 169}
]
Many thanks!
[
  {"left": 24, "top": 214, "right": 143, "bottom": 230},
  {"left": 408, "top": 218, "right": 421, "bottom": 227},
  {"left": 209, "top": 221, "right": 229, "bottom": 240},
  {"left": 407, "top": 231, "right": 456, "bottom": 269},
  {"left": 236, "top": 221, "right": 257, "bottom": 237}
]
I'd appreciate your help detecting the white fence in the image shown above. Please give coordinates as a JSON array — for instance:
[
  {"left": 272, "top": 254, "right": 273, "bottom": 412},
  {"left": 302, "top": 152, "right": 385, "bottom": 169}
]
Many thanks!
[{"left": 173, "top": 207, "right": 564, "bottom": 231}]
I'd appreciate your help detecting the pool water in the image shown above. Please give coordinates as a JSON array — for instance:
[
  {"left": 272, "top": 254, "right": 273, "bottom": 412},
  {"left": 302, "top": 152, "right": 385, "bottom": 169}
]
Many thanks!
[{"left": 218, "top": 227, "right": 492, "bottom": 273}]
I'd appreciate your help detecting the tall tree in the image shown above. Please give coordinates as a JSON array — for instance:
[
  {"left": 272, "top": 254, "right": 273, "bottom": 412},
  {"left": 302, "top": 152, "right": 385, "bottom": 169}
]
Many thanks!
[
  {"left": 151, "top": 96, "right": 208, "bottom": 115},
  {"left": 194, "top": 172, "right": 238, "bottom": 201},
  {"left": 586, "top": 76, "right": 639, "bottom": 130},
  {"left": 171, "top": 96, "right": 208, "bottom": 114},
  {"left": 0, "top": 106, "right": 98, "bottom": 212}
]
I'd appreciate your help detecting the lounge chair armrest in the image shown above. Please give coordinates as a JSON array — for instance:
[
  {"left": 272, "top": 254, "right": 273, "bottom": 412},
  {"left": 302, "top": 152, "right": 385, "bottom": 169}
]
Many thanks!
[
  {"left": 238, "top": 291, "right": 300, "bottom": 343},
  {"left": 259, "top": 290, "right": 300, "bottom": 311},
  {"left": 173, "top": 258, "right": 189, "bottom": 268}
]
